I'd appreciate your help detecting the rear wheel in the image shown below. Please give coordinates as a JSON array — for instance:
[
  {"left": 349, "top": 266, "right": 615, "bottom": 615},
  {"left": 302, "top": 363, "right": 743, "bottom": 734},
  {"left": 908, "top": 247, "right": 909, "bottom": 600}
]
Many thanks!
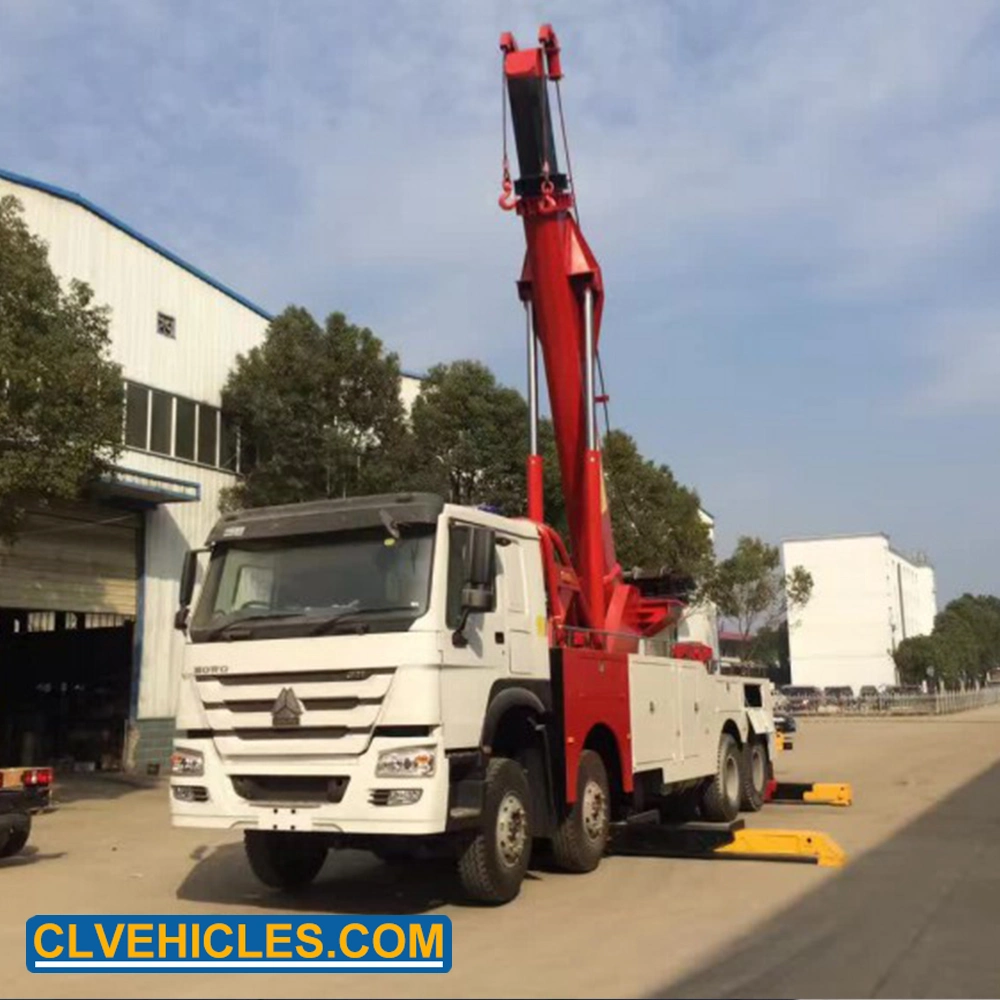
[
  {"left": 550, "top": 750, "right": 610, "bottom": 873},
  {"left": 700, "top": 733, "right": 742, "bottom": 823},
  {"left": 244, "top": 830, "right": 328, "bottom": 890},
  {"left": 739, "top": 737, "right": 769, "bottom": 812},
  {"left": 0, "top": 813, "right": 31, "bottom": 859},
  {"left": 457, "top": 757, "right": 532, "bottom": 905}
]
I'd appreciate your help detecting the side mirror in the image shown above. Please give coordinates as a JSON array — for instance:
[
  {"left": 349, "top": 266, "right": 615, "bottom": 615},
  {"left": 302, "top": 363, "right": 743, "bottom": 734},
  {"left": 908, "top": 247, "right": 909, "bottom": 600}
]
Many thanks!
[
  {"left": 460, "top": 584, "right": 493, "bottom": 613},
  {"left": 465, "top": 526, "right": 496, "bottom": 587},
  {"left": 453, "top": 527, "right": 496, "bottom": 647}
]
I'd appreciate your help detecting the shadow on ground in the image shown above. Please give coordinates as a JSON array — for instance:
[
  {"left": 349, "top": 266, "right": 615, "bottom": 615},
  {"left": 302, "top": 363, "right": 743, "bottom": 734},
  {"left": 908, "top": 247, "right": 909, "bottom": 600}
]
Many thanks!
[
  {"left": 650, "top": 758, "right": 1000, "bottom": 999},
  {"left": 46, "top": 773, "right": 159, "bottom": 806},
  {"left": 0, "top": 844, "right": 67, "bottom": 868},
  {"left": 177, "top": 841, "right": 546, "bottom": 915}
]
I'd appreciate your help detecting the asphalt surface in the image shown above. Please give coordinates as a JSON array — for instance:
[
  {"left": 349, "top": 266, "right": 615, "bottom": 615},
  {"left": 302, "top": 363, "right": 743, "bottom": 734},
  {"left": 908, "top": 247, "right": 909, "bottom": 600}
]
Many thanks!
[{"left": 4, "top": 706, "right": 1000, "bottom": 999}]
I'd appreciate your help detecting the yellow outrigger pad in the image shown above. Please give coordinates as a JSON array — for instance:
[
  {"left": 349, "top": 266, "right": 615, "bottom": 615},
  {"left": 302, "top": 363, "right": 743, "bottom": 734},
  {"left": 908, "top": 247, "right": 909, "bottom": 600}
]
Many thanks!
[
  {"left": 769, "top": 781, "right": 853, "bottom": 807},
  {"left": 715, "top": 828, "right": 847, "bottom": 868},
  {"left": 610, "top": 818, "right": 848, "bottom": 868}
]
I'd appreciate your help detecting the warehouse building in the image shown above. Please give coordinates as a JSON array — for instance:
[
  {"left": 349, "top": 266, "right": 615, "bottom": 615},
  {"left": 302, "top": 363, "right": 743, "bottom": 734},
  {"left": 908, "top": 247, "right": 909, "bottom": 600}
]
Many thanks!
[
  {"left": 781, "top": 534, "right": 937, "bottom": 692},
  {"left": 0, "top": 168, "right": 422, "bottom": 773}
]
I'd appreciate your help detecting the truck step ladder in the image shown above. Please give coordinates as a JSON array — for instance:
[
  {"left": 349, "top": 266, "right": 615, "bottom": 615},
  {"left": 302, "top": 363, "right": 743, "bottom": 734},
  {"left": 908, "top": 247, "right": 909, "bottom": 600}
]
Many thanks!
[{"left": 610, "top": 818, "right": 847, "bottom": 868}]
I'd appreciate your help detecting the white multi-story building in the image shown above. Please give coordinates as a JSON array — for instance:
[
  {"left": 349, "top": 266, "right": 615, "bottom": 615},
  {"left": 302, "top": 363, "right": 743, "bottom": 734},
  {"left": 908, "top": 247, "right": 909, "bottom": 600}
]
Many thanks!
[
  {"left": 781, "top": 534, "right": 937, "bottom": 692},
  {"left": 0, "top": 168, "right": 422, "bottom": 772}
]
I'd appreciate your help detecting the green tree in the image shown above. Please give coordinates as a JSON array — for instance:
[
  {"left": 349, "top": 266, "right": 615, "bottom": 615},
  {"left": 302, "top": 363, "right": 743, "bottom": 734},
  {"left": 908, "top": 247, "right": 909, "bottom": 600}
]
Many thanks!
[
  {"left": 894, "top": 594, "right": 1000, "bottom": 688},
  {"left": 601, "top": 430, "right": 714, "bottom": 583},
  {"left": 754, "top": 620, "right": 791, "bottom": 680},
  {"left": 402, "top": 360, "right": 530, "bottom": 514},
  {"left": 932, "top": 608, "right": 985, "bottom": 686},
  {"left": 219, "top": 306, "right": 406, "bottom": 510},
  {"left": 893, "top": 634, "right": 944, "bottom": 686},
  {"left": 937, "top": 594, "right": 1000, "bottom": 681},
  {"left": 702, "top": 536, "right": 814, "bottom": 662},
  {"left": 0, "top": 194, "right": 123, "bottom": 540},
  {"left": 534, "top": 426, "right": 713, "bottom": 584}
]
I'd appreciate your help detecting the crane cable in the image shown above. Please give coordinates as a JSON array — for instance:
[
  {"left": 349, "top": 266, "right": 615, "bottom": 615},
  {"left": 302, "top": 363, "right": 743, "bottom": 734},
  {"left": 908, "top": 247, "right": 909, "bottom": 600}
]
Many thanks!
[
  {"left": 499, "top": 57, "right": 515, "bottom": 208},
  {"left": 554, "top": 78, "right": 580, "bottom": 227}
]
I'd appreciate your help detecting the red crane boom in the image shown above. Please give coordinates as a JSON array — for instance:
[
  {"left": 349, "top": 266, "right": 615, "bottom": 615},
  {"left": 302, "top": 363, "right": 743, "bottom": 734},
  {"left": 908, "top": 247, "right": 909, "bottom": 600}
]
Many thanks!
[{"left": 499, "top": 25, "right": 677, "bottom": 647}]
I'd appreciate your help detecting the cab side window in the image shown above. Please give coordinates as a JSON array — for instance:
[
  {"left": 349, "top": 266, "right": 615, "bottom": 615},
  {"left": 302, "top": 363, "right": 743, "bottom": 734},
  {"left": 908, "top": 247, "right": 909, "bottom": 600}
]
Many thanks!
[{"left": 446, "top": 522, "right": 497, "bottom": 628}]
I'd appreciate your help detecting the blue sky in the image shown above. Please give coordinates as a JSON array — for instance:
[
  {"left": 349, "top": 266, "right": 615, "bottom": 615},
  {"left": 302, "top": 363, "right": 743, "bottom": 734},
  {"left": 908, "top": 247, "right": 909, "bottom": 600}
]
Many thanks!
[{"left": 3, "top": 0, "right": 999, "bottom": 602}]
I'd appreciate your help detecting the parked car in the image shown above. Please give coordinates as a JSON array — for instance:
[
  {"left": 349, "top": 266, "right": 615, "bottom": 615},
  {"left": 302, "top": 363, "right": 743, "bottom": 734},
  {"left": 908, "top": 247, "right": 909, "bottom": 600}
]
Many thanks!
[
  {"left": 779, "top": 685, "right": 824, "bottom": 711},
  {"left": 823, "top": 685, "right": 855, "bottom": 707}
]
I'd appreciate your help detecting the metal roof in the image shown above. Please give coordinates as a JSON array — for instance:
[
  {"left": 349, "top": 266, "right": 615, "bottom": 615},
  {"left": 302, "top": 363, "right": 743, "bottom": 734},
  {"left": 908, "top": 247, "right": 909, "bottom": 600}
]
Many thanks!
[
  {"left": 1, "top": 166, "right": 430, "bottom": 383},
  {"left": 0, "top": 166, "right": 274, "bottom": 320}
]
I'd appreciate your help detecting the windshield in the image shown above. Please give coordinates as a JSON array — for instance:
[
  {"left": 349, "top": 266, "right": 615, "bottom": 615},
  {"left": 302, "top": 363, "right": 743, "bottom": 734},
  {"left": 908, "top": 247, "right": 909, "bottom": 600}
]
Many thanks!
[{"left": 189, "top": 526, "right": 435, "bottom": 641}]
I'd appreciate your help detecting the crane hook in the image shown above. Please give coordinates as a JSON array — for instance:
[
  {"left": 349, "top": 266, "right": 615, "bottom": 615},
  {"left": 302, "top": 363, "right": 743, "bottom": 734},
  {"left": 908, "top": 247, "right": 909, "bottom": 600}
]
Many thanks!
[
  {"left": 499, "top": 175, "right": 518, "bottom": 211},
  {"left": 539, "top": 178, "right": 557, "bottom": 214}
]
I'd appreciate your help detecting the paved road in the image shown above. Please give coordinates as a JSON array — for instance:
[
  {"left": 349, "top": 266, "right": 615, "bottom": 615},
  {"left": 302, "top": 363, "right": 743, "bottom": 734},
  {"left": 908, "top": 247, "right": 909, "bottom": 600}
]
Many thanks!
[{"left": 4, "top": 707, "right": 1000, "bottom": 999}]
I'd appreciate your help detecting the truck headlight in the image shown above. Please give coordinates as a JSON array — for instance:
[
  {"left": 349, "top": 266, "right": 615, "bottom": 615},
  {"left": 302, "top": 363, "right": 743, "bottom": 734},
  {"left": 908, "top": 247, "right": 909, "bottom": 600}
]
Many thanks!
[
  {"left": 375, "top": 746, "right": 436, "bottom": 778},
  {"left": 170, "top": 747, "right": 204, "bottom": 777}
]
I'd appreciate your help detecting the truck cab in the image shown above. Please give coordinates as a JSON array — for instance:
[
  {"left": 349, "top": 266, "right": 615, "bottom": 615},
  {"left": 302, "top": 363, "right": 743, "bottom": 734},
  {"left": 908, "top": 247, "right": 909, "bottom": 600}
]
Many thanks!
[{"left": 171, "top": 494, "right": 553, "bottom": 877}]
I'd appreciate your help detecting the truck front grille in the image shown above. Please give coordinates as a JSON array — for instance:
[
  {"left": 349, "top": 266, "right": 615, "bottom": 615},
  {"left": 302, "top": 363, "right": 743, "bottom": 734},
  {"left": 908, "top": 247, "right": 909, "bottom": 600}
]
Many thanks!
[
  {"left": 193, "top": 666, "right": 397, "bottom": 757},
  {"left": 231, "top": 775, "right": 350, "bottom": 804}
]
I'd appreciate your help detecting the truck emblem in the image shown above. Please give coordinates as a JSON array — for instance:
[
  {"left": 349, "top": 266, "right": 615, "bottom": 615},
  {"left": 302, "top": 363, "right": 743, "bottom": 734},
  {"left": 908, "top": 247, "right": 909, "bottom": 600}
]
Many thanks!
[{"left": 271, "top": 687, "right": 304, "bottom": 728}]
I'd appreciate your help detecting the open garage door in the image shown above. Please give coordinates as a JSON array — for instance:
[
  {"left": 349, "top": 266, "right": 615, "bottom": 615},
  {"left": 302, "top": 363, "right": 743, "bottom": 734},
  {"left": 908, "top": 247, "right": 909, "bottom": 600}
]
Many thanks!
[{"left": 0, "top": 499, "right": 141, "bottom": 769}]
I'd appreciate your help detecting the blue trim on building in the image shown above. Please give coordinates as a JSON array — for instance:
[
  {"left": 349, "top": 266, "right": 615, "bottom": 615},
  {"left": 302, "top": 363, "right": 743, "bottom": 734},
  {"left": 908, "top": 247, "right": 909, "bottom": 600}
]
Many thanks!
[
  {"left": 0, "top": 166, "right": 274, "bottom": 321},
  {"left": 96, "top": 466, "right": 202, "bottom": 505},
  {"left": 112, "top": 466, "right": 202, "bottom": 495}
]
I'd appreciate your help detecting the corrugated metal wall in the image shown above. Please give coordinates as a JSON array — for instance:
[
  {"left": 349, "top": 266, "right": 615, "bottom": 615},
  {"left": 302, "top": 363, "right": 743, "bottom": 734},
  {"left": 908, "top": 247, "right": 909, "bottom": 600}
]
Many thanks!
[
  {"left": 0, "top": 179, "right": 267, "bottom": 407},
  {"left": 121, "top": 453, "right": 238, "bottom": 720},
  {"left": 0, "top": 176, "right": 271, "bottom": 724}
]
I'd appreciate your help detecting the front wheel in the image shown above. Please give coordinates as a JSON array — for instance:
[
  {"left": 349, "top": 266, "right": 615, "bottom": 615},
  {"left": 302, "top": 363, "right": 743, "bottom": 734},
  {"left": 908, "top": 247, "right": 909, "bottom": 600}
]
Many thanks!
[
  {"left": 550, "top": 750, "right": 610, "bottom": 873},
  {"left": 457, "top": 757, "right": 532, "bottom": 905},
  {"left": 244, "top": 830, "right": 328, "bottom": 890}
]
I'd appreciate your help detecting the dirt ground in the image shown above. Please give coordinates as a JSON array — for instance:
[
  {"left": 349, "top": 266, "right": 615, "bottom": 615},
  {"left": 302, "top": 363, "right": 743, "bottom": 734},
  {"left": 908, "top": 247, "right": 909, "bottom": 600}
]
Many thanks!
[{"left": 5, "top": 707, "right": 1000, "bottom": 999}]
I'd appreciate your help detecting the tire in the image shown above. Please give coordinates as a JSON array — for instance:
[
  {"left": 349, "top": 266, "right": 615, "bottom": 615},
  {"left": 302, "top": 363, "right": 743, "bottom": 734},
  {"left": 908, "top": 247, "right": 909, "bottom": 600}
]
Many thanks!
[
  {"left": 699, "top": 733, "right": 742, "bottom": 823},
  {"left": 457, "top": 757, "right": 532, "bottom": 904},
  {"left": 551, "top": 750, "right": 610, "bottom": 873},
  {"left": 0, "top": 813, "right": 31, "bottom": 859},
  {"left": 244, "top": 830, "right": 328, "bottom": 890},
  {"left": 739, "top": 737, "right": 769, "bottom": 812}
]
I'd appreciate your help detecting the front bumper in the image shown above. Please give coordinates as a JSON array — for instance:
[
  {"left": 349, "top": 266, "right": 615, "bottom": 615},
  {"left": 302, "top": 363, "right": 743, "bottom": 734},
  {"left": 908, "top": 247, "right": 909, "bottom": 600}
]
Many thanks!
[{"left": 169, "top": 735, "right": 451, "bottom": 836}]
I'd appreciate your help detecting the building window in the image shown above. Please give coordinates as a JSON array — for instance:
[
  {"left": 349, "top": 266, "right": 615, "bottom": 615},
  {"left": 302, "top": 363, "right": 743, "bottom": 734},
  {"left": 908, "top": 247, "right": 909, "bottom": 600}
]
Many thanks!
[
  {"left": 157, "top": 313, "right": 176, "bottom": 338},
  {"left": 198, "top": 404, "right": 219, "bottom": 466},
  {"left": 122, "top": 379, "right": 243, "bottom": 474},
  {"left": 149, "top": 390, "right": 173, "bottom": 455},
  {"left": 174, "top": 397, "right": 196, "bottom": 461},
  {"left": 124, "top": 383, "right": 149, "bottom": 449},
  {"left": 221, "top": 413, "right": 239, "bottom": 471}
]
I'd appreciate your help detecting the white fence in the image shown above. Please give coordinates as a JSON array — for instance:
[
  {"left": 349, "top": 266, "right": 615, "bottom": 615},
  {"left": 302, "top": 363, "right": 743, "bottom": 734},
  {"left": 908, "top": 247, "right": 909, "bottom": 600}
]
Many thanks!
[{"left": 782, "top": 687, "right": 1000, "bottom": 717}]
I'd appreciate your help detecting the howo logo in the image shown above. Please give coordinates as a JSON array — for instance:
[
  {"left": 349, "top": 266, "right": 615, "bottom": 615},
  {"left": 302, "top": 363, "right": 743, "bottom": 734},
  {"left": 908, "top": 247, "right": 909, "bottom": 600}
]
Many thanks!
[{"left": 271, "top": 687, "right": 304, "bottom": 728}]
